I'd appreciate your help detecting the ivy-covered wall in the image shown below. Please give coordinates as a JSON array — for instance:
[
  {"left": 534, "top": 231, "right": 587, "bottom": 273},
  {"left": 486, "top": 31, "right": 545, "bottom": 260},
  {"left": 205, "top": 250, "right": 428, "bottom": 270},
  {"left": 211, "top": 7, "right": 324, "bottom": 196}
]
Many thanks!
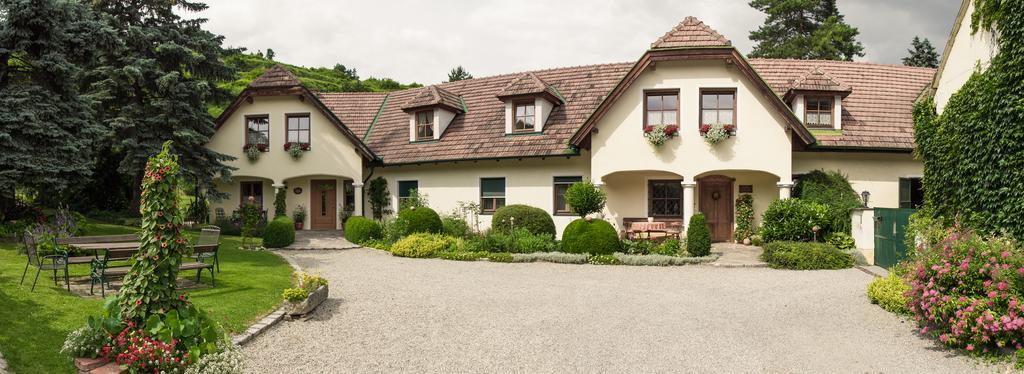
[{"left": 914, "top": 0, "right": 1024, "bottom": 238}]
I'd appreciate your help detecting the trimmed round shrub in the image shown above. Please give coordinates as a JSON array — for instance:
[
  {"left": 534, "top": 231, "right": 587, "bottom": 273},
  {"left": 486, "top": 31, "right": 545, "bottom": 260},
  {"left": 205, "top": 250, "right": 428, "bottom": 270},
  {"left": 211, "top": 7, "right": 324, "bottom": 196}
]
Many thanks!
[
  {"left": 345, "top": 216, "right": 381, "bottom": 244},
  {"left": 561, "top": 218, "right": 620, "bottom": 255},
  {"left": 397, "top": 206, "right": 442, "bottom": 235},
  {"left": 758, "top": 198, "right": 829, "bottom": 242},
  {"left": 760, "top": 241, "right": 854, "bottom": 270},
  {"left": 263, "top": 216, "right": 295, "bottom": 248},
  {"left": 867, "top": 273, "right": 910, "bottom": 315},
  {"left": 686, "top": 213, "right": 711, "bottom": 257},
  {"left": 491, "top": 204, "right": 556, "bottom": 237},
  {"left": 389, "top": 233, "right": 460, "bottom": 258},
  {"left": 564, "top": 180, "right": 606, "bottom": 217}
]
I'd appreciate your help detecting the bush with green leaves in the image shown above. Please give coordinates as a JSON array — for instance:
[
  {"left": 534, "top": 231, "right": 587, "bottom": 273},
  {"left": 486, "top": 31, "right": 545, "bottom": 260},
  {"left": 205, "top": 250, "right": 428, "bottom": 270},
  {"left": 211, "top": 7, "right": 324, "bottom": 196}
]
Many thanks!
[
  {"left": 442, "top": 214, "right": 473, "bottom": 238},
  {"left": 622, "top": 239, "right": 654, "bottom": 255},
  {"left": 367, "top": 176, "right": 391, "bottom": 220},
  {"left": 826, "top": 232, "right": 856, "bottom": 250},
  {"left": 487, "top": 252, "right": 514, "bottom": 262},
  {"left": 588, "top": 254, "right": 621, "bottom": 265},
  {"left": 389, "top": 233, "right": 461, "bottom": 258},
  {"left": 262, "top": 216, "right": 295, "bottom": 248},
  {"left": 760, "top": 241, "right": 854, "bottom": 270},
  {"left": 435, "top": 251, "right": 490, "bottom": 261},
  {"left": 345, "top": 216, "right": 381, "bottom": 244},
  {"left": 733, "top": 194, "right": 755, "bottom": 242},
  {"left": 470, "top": 228, "right": 555, "bottom": 253},
  {"left": 282, "top": 288, "right": 310, "bottom": 303},
  {"left": 184, "top": 342, "right": 245, "bottom": 374},
  {"left": 652, "top": 239, "right": 681, "bottom": 256},
  {"left": 758, "top": 198, "right": 829, "bottom": 242},
  {"left": 792, "top": 169, "right": 861, "bottom": 235},
  {"left": 61, "top": 324, "right": 108, "bottom": 358},
  {"left": 561, "top": 218, "right": 620, "bottom": 255},
  {"left": 563, "top": 180, "right": 606, "bottom": 217},
  {"left": 613, "top": 253, "right": 718, "bottom": 266},
  {"left": 491, "top": 204, "right": 556, "bottom": 237},
  {"left": 867, "top": 273, "right": 910, "bottom": 315},
  {"left": 750, "top": 235, "right": 764, "bottom": 246},
  {"left": 511, "top": 252, "right": 590, "bottom": 264},
  {"left": 397, "top": 206, "right": 443, "bottom": 235},
  {"left": 686, "top": 213, "right": 711, "bottom": 257},
  {"left": 273, "top": 187, "right": 286, "bottom": 217}
]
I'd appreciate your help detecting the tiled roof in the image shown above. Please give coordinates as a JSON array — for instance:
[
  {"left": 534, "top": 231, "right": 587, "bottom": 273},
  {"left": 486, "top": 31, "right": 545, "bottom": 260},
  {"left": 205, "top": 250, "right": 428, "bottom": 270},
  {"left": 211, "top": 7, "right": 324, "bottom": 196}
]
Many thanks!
[
  {"left": 496, "top": 72, "right": 561, "bottom": 101},
  {"left": 248, "top": 65, "right": 301, "bottom": 88},
  {"left": 317, "top": 92, "right": 388, "bottom": 138},
  {"left": 360, "top": 63, "right": 634, "bottom": 164},
  {"left": 650, "top": 16, "right": 731, "bottom": 49},
  {"left": 749, "top": 59, "right": 936, "bottom": 149},
  {"left": 788, "top": 65, "right": 852, "bottom": 95},
  {"left": 400, "top": 85, "right": 464, "bottom": 113}
]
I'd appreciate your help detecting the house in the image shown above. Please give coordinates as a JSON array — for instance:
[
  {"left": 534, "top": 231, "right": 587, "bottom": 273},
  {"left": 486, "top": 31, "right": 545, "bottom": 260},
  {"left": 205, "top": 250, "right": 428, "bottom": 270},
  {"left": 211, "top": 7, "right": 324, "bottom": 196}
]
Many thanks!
[
  {"left": 205, "top": 16, "right": 934, "bottom": 241},
  {"left": 930, "top": 0, "right": 998, "bottom": 114}
]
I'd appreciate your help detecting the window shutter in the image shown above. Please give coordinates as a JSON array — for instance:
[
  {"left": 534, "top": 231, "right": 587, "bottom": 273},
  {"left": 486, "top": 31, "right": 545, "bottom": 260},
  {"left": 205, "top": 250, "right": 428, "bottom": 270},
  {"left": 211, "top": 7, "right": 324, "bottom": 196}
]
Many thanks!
[
  {"left": 481, "top": 178, "right": 505, "bottom": 197},
  {"left": 898, "top": 178, "right": 911, "bottom": 209}
]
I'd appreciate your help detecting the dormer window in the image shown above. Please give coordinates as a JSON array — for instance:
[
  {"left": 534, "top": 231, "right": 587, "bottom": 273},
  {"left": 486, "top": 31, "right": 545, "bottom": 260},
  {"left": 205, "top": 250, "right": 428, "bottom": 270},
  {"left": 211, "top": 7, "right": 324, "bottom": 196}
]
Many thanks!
[
  {"left": 804, "top": 96, "right": 834, "bottom": 128},
  {"left": 415, "top": 110, "right": 434, "bottom": 141},
  {"left": 514, "top": 102, "right": 536, "bottom": 133}
]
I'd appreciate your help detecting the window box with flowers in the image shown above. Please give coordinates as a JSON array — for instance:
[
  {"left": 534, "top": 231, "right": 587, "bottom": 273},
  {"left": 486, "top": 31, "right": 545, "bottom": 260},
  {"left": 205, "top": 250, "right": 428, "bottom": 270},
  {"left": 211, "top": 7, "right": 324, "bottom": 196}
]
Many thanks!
[
  {"left": 699, "top": 123, "right": 736, "bottom": 145},
  {"left": 284, "top": 142, "right": 310, "bottom": 159},
  {"left": 243, "top": 143, "right": 269, "bottom": 161},
  {"left": 643, "top": 125, "right": 679, "bottom": 147}
]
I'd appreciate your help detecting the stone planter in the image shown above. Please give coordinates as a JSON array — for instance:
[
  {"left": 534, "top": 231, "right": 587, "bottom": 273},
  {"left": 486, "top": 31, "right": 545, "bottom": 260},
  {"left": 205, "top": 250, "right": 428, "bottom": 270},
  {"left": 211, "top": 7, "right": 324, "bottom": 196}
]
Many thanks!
[{"left": 288, "top": 285, "right": 328, "bottom": 316}]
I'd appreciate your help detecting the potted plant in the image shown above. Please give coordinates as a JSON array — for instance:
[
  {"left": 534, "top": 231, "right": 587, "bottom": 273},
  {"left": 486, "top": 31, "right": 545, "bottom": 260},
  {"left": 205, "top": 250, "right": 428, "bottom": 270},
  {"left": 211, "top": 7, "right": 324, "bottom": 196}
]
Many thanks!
[
  {"left": 284, "top": 142, "right": 310, "bottom": 159},
  {"left": 293, "top": 205, "right": 307, "bottom": 230},
  {"left": 282, "top": 272, "right": 329, "bottom": 316},
  {"left": 643, "top": 125, "right": 679, "bottom": 146},
  {"left": 699, "top": 123, "right": 736, "bottom": 145},
  {"left": 243, "top": 143, "right": 268, "bottom": 161}
]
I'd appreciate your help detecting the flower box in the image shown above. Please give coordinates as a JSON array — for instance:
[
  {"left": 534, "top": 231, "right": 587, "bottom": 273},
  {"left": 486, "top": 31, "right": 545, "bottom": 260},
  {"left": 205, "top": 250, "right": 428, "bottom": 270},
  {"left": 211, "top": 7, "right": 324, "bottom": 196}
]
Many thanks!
[
  {"left": 288, "top": 284, "right": 328, "bottom": 316},
  {"left": 283, "top": 142, "right": 311, "bottom": 151},
  {"left": 699, "top": 124, "right": 736, "bottom": 145},
  {"left": 643, "top": 125, "right": 679, "bottom": 146}
]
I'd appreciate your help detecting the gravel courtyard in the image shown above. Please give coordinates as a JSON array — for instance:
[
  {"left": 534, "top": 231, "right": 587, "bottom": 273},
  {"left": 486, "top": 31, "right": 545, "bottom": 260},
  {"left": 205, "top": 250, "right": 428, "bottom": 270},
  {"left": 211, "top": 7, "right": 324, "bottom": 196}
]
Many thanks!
[{"left": 244, "top": 248, "right": 993, "bottom": 373}]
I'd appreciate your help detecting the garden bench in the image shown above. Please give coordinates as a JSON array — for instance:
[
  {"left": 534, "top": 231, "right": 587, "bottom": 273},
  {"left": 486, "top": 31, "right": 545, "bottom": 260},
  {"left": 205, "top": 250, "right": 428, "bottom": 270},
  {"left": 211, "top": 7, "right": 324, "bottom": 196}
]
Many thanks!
[
  {"left": 57, "top": 234, "right": 138, "bottom": 265},
  {"left": 179, "top": 244, "right": 218, "bottom": 286},
  {"left": 90, "top": 248, "right": 136, "bottom": 297}
]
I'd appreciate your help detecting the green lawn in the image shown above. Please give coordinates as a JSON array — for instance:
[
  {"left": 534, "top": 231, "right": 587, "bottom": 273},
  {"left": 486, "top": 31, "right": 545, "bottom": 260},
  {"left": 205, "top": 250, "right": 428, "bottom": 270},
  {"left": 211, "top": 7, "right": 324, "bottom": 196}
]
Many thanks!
[{"left": 0, "top": 222, "right": 293, "bottom": 373}]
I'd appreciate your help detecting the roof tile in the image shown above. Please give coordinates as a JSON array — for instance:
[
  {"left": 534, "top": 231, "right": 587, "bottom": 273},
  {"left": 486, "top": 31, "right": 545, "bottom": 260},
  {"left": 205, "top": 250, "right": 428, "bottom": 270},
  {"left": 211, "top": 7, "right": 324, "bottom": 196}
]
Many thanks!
[{"left": 650, "top": 16, "right": 731, "bottom": 49}]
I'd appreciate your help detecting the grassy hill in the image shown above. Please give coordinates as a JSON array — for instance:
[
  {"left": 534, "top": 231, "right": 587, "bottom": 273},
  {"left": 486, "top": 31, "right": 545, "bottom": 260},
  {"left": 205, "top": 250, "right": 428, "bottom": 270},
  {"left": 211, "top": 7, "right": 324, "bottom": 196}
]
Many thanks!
[{"left": 211, "top": 52, "right": 421, "bottom": 116}]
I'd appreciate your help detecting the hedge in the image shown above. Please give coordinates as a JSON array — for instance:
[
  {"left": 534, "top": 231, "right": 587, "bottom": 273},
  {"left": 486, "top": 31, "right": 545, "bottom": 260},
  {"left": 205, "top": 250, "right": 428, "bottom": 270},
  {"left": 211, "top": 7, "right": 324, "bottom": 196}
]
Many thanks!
[
  {"left": 760, "top": 241, "right": 854, "bottom": 270},
  {"left": 263, "top": 216, "right": 296, "bottom": 248},
  {"left": 344, "top": 216, "right": 381, "bottom": 244},
  {"left": 490, "top": 204, "right": 556, "bottom": 237},
  {"left": 397, "top": 206, "right": 442, "bottom": 235},
  {"left": 686, "top": 213, "right": 711, "bottom": 257},
  {"left": 561, "top": 219, "right": 620, "bottom": 255},
  {"left": 867, "top": 273, "right": 910, "bottom": 315},
  {"left": 758, "top": 198, "right": 829, "bottom": 242}
]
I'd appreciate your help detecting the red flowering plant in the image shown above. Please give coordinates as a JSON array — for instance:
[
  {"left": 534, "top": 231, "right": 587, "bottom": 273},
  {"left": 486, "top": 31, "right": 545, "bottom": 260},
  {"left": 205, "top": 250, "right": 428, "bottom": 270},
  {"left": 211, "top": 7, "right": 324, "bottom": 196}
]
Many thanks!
[
  {"left": 284, "top": 142, "right": 311, "bottom": 159},
  {"left": 907, "top": 224, "right": 1024, "bottom": 353},
  {"left": 699, "top": 123, "right": 735, "bottom": 145},
  {"left": 642, "top": 125, "right": 679, "bottom": 146},
  {"left": 107, "top": 322, "right": 188, "bottom": 373}
]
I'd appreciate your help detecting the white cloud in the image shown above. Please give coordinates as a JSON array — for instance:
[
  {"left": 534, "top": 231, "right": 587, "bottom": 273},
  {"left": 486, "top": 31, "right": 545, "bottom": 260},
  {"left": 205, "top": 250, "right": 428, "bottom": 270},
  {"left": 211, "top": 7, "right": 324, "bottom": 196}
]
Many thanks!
[{"left": 197, "top": 0, "right": 959, "bottom": 84}]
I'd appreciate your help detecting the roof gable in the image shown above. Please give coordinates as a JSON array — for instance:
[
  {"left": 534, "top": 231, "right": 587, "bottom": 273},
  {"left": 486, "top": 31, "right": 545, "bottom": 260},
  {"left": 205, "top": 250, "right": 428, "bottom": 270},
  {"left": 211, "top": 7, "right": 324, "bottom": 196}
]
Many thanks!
[
  {"left": 401, "top": 85, "right": 464, "bottom": 113},
  {"left": 785, "top": 65, "right": 852, "bottom": 99},
  {"left": 248, "top": 65, "right": 302, "bottom": 88},
  {"left": 650, "top": 16, "right": 731, "bottom": 49},
  {"left": 496, "top": 72, "right": 562, "bottom": 103}
]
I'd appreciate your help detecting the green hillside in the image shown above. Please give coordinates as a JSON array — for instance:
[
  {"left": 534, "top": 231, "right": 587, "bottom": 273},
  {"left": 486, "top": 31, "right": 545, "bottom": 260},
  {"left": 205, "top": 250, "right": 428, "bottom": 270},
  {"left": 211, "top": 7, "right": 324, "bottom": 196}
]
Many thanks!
[{"left": 211, "top": 51, "right": 421, "bottom": 117}]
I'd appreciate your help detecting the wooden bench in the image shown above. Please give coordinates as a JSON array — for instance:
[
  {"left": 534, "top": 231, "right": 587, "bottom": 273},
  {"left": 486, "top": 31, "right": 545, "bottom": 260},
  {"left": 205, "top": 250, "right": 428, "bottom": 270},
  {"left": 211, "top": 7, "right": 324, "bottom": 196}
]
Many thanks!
[
  {"left": 90, "top": 248, "right": 136, "bottom": 297},
  {"left": 179, "top": 244, "right": 218, "bottom": 286},
  {"left": 621, "top": 218, "right": 684, "bottom": 241},
  {"left": 57, "top": 235, "right": 138, "bottom": 265}
]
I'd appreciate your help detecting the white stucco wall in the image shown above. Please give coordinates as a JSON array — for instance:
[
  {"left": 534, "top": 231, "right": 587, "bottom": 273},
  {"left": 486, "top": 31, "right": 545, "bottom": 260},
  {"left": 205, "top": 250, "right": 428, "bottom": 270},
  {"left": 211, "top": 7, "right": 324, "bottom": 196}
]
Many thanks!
[
  {"left": 210, "top": 175, "right": 348, "bottom": 230},
  {"left": 792, "top": 152, "right": 922, "bottom": 209},
  {"left": 371, "top": 155, "right": 590, "bottom": 237},
  {"left": 935, "top": 0, "right": 998, "bottom": 113},
  {"left": 589, "top": 60, "right": 795, "bottom": 184}
]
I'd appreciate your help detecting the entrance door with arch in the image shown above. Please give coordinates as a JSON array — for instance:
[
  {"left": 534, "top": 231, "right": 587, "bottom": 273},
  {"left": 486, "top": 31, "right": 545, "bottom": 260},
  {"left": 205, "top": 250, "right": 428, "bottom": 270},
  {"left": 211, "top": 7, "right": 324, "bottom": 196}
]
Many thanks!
[
  {"left": 310, "top": 179, "right": 337, "bottom": 230},
  {"left": 698, "top": 175, "right": 734, "bottom": 242}
]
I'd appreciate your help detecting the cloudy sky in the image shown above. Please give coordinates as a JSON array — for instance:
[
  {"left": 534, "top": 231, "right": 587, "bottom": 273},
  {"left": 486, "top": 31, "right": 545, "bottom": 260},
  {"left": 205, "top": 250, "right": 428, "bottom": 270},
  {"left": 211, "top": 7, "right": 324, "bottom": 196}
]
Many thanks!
[{"left": 198, "top": 0, "right": 961, "bottom": 84}]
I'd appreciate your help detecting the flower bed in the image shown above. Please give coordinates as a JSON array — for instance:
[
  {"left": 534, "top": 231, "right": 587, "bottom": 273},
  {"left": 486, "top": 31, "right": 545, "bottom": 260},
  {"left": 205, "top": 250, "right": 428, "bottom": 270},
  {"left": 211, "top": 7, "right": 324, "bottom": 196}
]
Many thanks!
[{"left": 282, "top": 272, "right": 330, "bottom": 317}]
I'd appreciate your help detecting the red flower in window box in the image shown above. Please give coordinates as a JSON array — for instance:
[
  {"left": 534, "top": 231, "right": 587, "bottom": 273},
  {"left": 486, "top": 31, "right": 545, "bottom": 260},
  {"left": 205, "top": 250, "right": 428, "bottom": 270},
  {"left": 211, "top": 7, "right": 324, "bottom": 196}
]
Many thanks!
[
  {"left": 283, "top": 142, "right": 311, "bottom": 151},
  {"left": 663, "top": 125, "right": 679, "bottom": 136},
  {"left": 243, "top": 143, "right": 269, "bottom": 152}
]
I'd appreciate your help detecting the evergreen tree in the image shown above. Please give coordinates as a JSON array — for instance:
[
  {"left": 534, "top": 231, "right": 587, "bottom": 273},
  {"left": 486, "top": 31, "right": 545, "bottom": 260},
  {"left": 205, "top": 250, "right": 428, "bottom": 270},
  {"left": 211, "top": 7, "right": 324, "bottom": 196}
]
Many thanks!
[
  {"left": 748, "top": 0, "right": 864, "bottom": 61},
  {"left": 88, "top": 0, "right": 236, "bottom": 208},
  {"left": 0, "top": 0, "right": 115, "bottom": 214},
  {"left": 447, "top": 66, "right": 473, "bottom": 82},
  {"left": 266, "top": 48, "right": 275, "bottom": 61},
  {"left": 902, "top": 36, "right": 939, "bottom": 68}
]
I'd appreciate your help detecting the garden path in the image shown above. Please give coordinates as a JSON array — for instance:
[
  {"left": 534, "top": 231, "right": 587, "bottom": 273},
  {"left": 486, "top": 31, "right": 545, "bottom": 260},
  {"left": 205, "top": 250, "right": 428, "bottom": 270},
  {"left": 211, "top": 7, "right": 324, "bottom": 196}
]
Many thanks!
[
  {"left": 711, "top": 242, "right": 767, "bottom": 267},
  {"left": 243, "top": 248, "right": 997, "bottom": 373},
  {"left": 283, "top": 230, "right": 358, "bottom": 250}
]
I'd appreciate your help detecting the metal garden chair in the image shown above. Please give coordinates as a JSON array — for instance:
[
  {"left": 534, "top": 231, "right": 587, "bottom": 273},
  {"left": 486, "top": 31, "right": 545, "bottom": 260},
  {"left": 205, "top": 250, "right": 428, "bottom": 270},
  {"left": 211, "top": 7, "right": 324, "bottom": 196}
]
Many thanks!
[
  {"left": 20, "top": 230, "right": 70, "bottom": 292},
  {"left": 193, "top": 225, "right": 222, "bottom": 272}
]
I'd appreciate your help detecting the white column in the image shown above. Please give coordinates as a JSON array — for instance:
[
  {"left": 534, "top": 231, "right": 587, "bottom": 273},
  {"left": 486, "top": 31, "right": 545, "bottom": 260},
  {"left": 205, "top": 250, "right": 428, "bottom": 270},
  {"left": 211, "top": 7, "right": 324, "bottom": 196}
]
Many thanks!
[
  {"left": 682, "top": 181, "right": 696, "bottom": 226},
  {"left": 777, "top": 182, "right": 794, "bottom": 199},
  {"left": 353, "top": 183, "right": 364, "bottom": 218}
]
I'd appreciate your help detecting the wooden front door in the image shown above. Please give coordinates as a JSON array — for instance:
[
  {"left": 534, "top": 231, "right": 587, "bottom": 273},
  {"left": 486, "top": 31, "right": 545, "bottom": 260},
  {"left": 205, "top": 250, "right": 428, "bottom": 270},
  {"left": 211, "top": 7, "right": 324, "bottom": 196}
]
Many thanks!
[
  {"left": 310, "top": 180, "right": 337, "bottom": 230},
  {"left": 698, "top": 175, "right": 734, "bottom": 242}
]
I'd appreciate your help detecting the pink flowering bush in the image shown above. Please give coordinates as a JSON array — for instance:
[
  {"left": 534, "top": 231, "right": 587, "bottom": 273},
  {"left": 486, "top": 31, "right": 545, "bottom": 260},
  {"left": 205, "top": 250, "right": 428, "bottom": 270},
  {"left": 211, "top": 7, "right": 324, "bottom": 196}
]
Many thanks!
[{"left": 907, "top": 226, "right": 1024, "bottom": 353}]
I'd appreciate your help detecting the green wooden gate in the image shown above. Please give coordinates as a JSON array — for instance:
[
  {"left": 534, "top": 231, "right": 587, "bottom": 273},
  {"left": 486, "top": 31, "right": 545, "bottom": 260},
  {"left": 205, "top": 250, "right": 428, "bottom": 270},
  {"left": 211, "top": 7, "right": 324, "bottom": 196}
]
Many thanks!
[{"left": 873, "top": 208, "right": 916, "bottom": 268}]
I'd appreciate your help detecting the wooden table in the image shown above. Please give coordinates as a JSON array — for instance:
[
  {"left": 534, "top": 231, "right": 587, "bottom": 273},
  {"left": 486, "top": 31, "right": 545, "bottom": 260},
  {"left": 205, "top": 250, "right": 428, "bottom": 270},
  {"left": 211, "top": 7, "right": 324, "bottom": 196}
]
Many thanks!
[
  {"left": 628, "top": 222, "right": 667, "bottom": 240},
  {"left": 68, "top": 242, "right": 142, "bottom": 251}
]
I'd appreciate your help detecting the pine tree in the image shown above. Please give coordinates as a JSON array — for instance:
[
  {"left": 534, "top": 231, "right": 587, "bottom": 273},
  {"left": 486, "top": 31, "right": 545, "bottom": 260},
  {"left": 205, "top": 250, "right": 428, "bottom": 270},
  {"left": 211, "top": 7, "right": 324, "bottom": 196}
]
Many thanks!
[
  {"left": 88, "top": 0, "right": 236, "bottom": 208},
  {"left": 902, "top": 36, "right": 939, "bottom": 68},
  {"left": 447, "top": 66, "right": 473, "bottom": 82},
  {"left": 748, "top": 0, "right": 864, "bottom": 61},
  {"left": 0, "top": 0, "right": 115, "bottom": 214}
]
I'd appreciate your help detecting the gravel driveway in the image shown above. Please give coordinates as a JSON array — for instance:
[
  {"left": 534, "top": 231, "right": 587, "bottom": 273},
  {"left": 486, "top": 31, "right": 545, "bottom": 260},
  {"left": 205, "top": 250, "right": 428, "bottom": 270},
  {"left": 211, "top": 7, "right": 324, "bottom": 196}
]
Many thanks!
[{"left": 244, "top": 248, "right": 994, "bottom": 373}]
